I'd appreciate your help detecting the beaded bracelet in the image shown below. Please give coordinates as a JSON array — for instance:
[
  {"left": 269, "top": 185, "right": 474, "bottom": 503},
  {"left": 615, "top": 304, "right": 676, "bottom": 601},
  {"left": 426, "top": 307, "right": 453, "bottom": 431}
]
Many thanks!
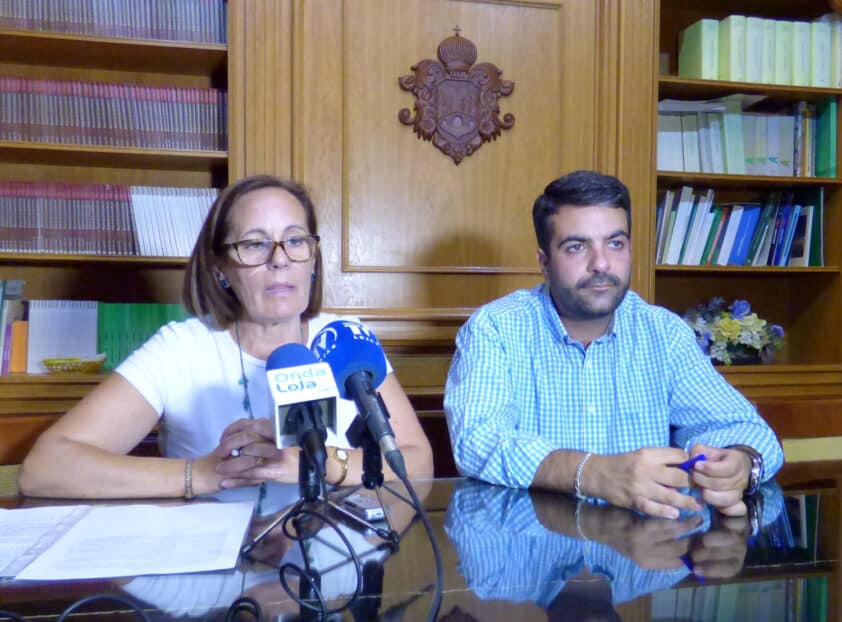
[{"left": 184, "top": 458, "right": 195, "bottom": 499}]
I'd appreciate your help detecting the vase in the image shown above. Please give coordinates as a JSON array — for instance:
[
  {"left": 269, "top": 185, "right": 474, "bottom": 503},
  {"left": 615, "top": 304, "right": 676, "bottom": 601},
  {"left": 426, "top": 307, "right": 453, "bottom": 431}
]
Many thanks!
[
  {"left": 713, "top": 346, "right": 775, "bottom": 366},
  {"left": 728, "top": 350, "right": 761, "bottom": 365}
]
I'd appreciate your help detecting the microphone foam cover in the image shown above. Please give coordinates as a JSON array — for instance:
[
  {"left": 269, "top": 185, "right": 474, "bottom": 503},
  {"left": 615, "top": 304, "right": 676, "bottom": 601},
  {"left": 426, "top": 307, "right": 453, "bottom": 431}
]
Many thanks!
[
  {"left": 266, "top": 342, "right": 318, "bottom": 372},
  {"left": 311, "top": 320, "right": 387, "bottom": 398}
]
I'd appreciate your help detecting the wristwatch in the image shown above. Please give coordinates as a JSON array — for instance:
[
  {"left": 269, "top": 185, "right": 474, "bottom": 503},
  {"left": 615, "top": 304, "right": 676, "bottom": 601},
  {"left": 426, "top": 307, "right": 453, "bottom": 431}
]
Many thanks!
[
  {"left": 333, "top": 448, "right": 349, "bottom": 486},
  {"left": 740, "top": 447, "right": 764, "bottom": 496}
]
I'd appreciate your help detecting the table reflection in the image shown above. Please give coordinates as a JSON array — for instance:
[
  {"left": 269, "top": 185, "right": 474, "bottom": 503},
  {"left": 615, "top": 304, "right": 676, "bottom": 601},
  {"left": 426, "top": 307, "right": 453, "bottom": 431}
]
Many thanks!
[{"left": 444, "top": 479, "right": 786, "bottom": 621}]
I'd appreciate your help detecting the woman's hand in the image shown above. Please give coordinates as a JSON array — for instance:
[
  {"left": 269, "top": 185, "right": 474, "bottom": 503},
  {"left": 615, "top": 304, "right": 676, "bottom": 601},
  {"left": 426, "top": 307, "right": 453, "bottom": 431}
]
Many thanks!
[{"left": 214, "top": 418, "right": 300, "bottom": 488}]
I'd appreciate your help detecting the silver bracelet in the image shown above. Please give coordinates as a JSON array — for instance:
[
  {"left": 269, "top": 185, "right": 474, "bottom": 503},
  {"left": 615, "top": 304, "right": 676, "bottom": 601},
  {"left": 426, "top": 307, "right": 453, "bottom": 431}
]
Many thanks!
[
  {"left": 184, "top": 458, "right": 195, "bottom": 499},
  {"left": 574, "top": 452, "right": 593, "bottom": 500},
  {"left": 575, "top": 500, "right": 591, "bottom": 542}
]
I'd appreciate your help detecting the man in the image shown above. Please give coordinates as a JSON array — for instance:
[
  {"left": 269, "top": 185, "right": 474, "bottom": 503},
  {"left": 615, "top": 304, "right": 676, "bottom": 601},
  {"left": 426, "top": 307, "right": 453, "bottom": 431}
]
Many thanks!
[{"left": 444, "top": 170, "right": 783, "bottom": 519}]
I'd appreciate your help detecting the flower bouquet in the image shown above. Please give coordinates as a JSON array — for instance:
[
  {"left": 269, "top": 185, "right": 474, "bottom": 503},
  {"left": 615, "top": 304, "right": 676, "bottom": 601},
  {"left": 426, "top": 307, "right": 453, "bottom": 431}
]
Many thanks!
[{"left": 682, "top": 297, "right": 784, "bottom": 365}]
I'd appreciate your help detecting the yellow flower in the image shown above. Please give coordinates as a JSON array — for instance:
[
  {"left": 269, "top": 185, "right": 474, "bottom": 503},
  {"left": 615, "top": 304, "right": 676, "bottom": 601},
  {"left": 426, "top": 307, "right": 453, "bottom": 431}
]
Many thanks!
[{"left": 715, "top": 317, "right": 743, "bottom": 341}]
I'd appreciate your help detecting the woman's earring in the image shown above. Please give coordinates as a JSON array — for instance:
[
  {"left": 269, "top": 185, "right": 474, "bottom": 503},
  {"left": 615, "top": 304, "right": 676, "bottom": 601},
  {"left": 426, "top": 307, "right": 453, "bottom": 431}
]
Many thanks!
[
  {"left": 310, "top": 273, "right": 316, "bottom": 282},
  {"left": 219, "top": 277, "right": 230, "bottom": 289}
]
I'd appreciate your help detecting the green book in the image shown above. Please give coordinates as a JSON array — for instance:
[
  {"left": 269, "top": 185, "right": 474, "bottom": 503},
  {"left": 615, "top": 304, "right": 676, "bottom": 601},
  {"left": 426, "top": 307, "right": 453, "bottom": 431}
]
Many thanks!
[
  {"left": 678, "top": 18, "right": 719, "bottom": 80},
  {"left": 97, "top": 302, "right": 191, "bottom": 371},
  {"left": 815, "top": 97, "right": 837, "bottom": 178},
  {"left": 700, "top": 205, "right": 724, "bottom": 265}
]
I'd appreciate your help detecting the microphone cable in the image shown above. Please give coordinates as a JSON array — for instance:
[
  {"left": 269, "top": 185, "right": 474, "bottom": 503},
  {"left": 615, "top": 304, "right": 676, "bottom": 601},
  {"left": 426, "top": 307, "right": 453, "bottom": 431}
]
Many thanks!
[
  {"left": 397, "top": 474, "right": 443, "bottom": 622},
  {"left": 276, "top": 506, "right": 364, "bottom": 619}
]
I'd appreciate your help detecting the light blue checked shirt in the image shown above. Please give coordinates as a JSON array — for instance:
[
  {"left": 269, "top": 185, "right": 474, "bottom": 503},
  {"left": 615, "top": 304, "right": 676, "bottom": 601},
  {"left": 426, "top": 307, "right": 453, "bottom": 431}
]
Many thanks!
[{"left": 444, "top": 285, "right": 784, "bottom": 489}]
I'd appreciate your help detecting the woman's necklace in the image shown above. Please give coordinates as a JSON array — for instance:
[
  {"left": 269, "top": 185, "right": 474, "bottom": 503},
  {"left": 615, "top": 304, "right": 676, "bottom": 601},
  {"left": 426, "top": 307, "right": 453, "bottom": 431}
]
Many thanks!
[
  {"left": 234, "top": 320, "right": 308, "bottom": 418},
  {"left": 234, "top": 320, "right": 255, "bottom": 419}
]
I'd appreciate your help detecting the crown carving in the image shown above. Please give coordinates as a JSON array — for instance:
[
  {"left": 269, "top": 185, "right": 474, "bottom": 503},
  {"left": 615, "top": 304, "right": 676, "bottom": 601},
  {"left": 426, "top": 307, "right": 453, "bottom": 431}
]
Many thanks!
[{"left": 437, "top": 33, "right": 477, "bottom": 74}]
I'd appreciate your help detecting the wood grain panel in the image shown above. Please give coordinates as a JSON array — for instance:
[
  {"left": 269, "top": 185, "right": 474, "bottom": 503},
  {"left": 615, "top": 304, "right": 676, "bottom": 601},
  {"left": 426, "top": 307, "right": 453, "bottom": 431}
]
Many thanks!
[
  {"left": 341, "top": 0, "right": 573, "bottom": 273},
  {"left": 0, "top": 415, "right": 59, "bottom": 464},
  {"left": 292, "top": 0, "right": 623, "bottom": 315}
]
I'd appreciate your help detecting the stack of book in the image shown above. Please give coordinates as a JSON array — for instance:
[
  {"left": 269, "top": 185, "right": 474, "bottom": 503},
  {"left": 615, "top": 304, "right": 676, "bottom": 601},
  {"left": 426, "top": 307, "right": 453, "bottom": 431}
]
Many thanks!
[
  {"left": 97, "top": 302, "right": 190, "bottom": 371},
  {"left": 0, "top": 0, "right": 227, "bottom": 44},
  {"left": 0, "top": 279, "right": 26, "bottom": 374},
  {"left": 0, "top": 77, "right": 227, "bottom": 151},
  {"left": 657, "top": 96, "right": 836, "bottom": 178},
  {"left": 655, "top": 186, "right": 823, "bottom": 268},
  {"left": 0, "top": 181, "right": 217, "bottom": 257},
  {"left": 678, "top": 13, "right": 842, "bottom": 88},
  {"left": 2, "top": 299, "right": 191, "bottom": 376}
]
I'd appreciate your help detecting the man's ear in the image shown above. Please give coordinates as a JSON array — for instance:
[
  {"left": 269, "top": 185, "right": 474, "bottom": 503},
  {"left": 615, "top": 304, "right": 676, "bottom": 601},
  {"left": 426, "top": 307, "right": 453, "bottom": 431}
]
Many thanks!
[{"left": 536, "top": 247, "right": 550, "bottom": 278}]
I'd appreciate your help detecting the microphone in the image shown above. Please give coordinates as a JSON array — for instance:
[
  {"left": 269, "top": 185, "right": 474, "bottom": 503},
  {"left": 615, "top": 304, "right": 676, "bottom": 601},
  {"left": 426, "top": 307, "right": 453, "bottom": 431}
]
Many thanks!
[
  {"left": 266, "top": 343, "right": 339, "bottom": 478},
  {"left": 311, "top": 320, "right": 407, "bottom": 479}
]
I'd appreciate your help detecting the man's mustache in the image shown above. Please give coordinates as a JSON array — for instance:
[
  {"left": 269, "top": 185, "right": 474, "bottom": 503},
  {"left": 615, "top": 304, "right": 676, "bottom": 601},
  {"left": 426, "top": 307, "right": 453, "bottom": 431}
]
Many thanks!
[{"left": 577, "top": 274, "right": 621, "bottom": 288}]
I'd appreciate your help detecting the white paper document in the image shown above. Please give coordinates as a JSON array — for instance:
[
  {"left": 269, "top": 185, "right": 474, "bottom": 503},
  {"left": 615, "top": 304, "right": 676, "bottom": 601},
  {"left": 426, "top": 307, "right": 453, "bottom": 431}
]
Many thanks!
[{"left": 2, "top": 501, "right": 254, "bottom": 581}]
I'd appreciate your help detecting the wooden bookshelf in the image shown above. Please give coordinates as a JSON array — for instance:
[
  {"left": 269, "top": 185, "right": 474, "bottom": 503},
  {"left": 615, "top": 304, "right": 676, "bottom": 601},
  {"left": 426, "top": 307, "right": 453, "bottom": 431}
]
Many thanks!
[{"left": 655, "top": 0, "right": 842, "bottom": 393}]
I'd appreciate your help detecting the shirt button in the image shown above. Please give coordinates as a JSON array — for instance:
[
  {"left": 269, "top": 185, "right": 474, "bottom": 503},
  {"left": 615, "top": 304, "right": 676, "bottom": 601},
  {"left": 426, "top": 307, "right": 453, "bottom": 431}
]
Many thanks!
[{"left": 588, "top": 405, "right": 596, "bottom": 415}]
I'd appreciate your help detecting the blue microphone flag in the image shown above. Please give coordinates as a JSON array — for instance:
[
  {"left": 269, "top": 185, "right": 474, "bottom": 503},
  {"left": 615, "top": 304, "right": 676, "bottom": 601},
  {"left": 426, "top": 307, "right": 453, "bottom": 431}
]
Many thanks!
[{"left": 310, "top": 320, "right": 388, "bottom": 396}]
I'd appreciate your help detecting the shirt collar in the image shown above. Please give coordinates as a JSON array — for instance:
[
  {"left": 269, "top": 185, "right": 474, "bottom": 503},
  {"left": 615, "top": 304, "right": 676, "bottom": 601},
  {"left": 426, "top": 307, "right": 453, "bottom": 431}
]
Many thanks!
[{"left": 539, "top": 283, "right": 625, "bottom": 346}]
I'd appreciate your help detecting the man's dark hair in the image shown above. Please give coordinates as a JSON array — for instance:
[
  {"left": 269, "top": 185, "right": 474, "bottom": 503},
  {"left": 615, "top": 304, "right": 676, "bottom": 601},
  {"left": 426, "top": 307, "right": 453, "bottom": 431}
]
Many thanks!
[{"left": 532, "top": 170, "right": 631, "bottom": 254}]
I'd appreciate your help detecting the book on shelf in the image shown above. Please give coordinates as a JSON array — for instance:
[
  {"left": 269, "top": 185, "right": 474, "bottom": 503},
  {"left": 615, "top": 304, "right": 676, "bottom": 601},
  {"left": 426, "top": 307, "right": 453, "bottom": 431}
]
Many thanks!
[
  {"left": 679, "top": 11, "right": 839, "bottom": 88},
  {"left": 727, "top": 203, "right": 762, "bottom": 265},
  {"left": 0, "top": 77, "right": 227, "bottom": 151},
  {"left": 657, "top": 96, "right": 831, "bottom": 178},
  {"left": 810, "top": 20, "right": 832, "bottom": 88},
  {"left": 0, "top": 279, "right": 25, "bottom": 375},
  {"left": 715, "top": 204, "right": 744, "bottom": 265},
  {"left": 0, "top": 0, "right": 228, "bottom": 44},
  {"left": 8, "top": 320, "right": 27, "bottom": 374},
  {"left": 25, "top": 300, "right": 98, "bottom": 374},
  {"left": 656, "top": 112, "right": 684, "bottom": 171},
  {"left": 787, "top": 204, "right": 814, "bottom": 267},
  {"left": 791, "top": 21, "right": 812, "bottom": 87},
  {"left": 678, "top": 18, "right": 719, "bottom": 80},
  {"left": 775, "top": 204, "right": 802, "bottom": 267},
  {"left": 655, "top": 186, "right": 824, "bottom": 268},
  {"left": 97, "top": 302, "right": 191, "bottom": 372},
  {"left": 680, "top": 113, "right": 701, "bottom": 172},
  {"left": 815, "top": 97, "right": 837, "bottom": 178},
  {"left": 664, "top": 185, "right": 696, "bottom": 265},
  {"left": 0, "top": 181, "right": 217, "bottom": 258},
  {"left": 718, "top": 15, "right": 747, "bottom": 82},
  {"left": 760, "top": 18, "right": 776, "bottom": 84},
  {"left": 745, "top": 16, "right": 764, "bottom": 84},
  {"left": 774, "top": 20, "right": 794, "bottom": 85}
]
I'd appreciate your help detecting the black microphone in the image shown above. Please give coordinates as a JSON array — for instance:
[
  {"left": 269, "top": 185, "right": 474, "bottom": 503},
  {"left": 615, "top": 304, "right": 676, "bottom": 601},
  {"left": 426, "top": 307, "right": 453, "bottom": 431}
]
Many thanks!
[{"left": 311, "top": 320, "right": 407, "bottom": 479}]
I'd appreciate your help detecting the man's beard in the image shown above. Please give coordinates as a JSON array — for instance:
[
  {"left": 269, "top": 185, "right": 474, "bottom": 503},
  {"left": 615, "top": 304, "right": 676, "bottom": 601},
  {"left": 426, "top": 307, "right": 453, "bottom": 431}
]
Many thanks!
[{"left": 551, "top": 273, "right": 629, "bottom": 320}]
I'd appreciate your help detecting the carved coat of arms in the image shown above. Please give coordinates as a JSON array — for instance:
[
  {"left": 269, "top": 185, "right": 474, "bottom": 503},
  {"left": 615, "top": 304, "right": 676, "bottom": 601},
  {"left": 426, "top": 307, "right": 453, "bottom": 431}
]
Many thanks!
[{"left": 398, "top": 31, "right": 514, "bottom": 164}]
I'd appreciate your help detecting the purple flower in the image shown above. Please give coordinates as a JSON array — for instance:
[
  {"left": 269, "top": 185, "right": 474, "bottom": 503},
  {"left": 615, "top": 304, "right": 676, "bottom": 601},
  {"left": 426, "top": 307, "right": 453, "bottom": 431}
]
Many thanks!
[
  {"left": 696, "top": 331, "right": 711, "bottom": 354},
  {"left": 769, "top": 324, "right": 784, "bottom": 339},
  {"left": 729, "top": 299, "right": 751, "bottom": 319}
]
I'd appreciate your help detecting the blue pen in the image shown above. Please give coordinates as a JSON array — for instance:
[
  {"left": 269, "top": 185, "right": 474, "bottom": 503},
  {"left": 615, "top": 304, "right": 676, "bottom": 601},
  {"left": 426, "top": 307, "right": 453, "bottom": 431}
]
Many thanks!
[{"left": 673, "top": 454, "right": 706, "bottom": 472}]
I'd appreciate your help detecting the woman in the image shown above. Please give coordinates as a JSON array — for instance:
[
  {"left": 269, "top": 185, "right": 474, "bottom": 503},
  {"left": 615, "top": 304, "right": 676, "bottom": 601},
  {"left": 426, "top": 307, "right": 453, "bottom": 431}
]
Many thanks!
[{"left": 18, "top": 175, "right": 434, "bottom": 498}]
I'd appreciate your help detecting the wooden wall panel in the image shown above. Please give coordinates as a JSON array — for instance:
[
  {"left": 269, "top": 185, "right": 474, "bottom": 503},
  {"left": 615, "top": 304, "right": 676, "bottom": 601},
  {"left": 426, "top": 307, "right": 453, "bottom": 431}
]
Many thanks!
[{"left": 229, "top": 0, "right": 657, "bottom": 342}]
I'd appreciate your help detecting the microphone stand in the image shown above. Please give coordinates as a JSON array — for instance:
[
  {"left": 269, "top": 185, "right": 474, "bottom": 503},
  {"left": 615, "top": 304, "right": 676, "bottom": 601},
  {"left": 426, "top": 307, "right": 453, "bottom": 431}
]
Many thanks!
[
  {"left": 241, "top": 449, "right": 321, "bottom": 555},
  {"left": 242, "top": 414, "right": 400, "bottom": 555}
]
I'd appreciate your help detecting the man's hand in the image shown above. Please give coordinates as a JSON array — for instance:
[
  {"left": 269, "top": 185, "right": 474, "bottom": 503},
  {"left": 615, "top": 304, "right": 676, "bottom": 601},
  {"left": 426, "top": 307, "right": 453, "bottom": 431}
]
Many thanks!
[
  {"left": 684, "top": 512, "right": 750, "bottom": 579},
  {"left": 687, "top": 445, "right": 751, "bottom": 516},
  {"left": 579, "top": 503, "right": 700, "bottom": 570},
  {"left": 587, "top": 448, "right": 703, "bottom": 519}
]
